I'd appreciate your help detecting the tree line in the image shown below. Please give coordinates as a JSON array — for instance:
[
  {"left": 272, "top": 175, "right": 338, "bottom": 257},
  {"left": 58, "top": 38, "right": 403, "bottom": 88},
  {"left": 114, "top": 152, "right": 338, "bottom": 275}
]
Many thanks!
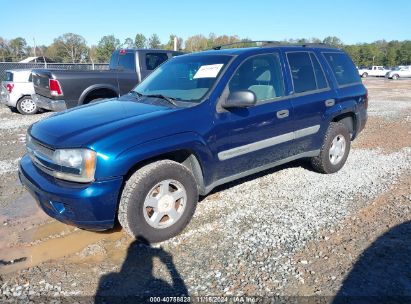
[{"left": 0, "top": 33, "right": 410, "bottom": 67}]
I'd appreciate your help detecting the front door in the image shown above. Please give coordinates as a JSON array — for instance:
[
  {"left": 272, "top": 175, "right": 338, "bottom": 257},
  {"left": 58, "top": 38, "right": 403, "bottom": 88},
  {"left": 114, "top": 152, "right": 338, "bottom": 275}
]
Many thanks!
[{"left": 212, "top": 53, "right": 295, "bottom": 180}]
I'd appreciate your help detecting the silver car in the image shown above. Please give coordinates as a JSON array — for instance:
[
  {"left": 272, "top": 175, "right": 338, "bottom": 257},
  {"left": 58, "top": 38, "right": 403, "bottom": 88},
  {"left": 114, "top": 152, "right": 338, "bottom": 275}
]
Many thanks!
[{"left": 0, "top": 69, "right": 38, "bottom": 114}]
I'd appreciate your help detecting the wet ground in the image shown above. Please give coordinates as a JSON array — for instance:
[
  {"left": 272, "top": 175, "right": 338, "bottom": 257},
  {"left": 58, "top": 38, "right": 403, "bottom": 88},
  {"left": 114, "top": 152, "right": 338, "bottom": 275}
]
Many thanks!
[{"left": 0, "top": 78, "right": 410, "bottom": 301}]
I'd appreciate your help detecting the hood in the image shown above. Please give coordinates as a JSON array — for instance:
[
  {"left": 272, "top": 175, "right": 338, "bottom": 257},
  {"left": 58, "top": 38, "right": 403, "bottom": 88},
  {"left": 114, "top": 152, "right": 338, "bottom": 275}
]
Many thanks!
[{"left": 30, "top": 96, "right": 174, "bottom": 148}]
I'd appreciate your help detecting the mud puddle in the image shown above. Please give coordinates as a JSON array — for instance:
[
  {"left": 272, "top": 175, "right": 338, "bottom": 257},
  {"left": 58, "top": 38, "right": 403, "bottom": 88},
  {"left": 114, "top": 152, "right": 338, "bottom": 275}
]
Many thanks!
[{"left": 0, "top": 193, "right": 129, "bottom": 274}]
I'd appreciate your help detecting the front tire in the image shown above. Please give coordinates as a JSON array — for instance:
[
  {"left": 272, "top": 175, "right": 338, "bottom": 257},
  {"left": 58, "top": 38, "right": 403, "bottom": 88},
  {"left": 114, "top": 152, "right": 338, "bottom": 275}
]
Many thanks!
[
  {"left": 118, "top": 160, "right": 198, "bottom": 243},
  {"left": 362, "top": 72, "right": 368, "bottom": 78},
  {"left": 16, "top": 96, "right": 38, "bottom": 115},
  {"left": 311, "top": 122, "right": 351, "bottom": 174},
  {"left": 392, "top": 74, "right": 399, "bottom": 80}
]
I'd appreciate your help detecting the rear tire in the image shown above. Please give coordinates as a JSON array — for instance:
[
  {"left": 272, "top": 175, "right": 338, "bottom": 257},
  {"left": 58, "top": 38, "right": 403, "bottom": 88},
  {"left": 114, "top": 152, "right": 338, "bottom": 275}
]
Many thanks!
[
  {"left": 362, "top": 72, "right": 368, "bottom": 78},
  {"left": 311, "top": 122, "right": 351, "bottom": 174},
  {"left": 16, "top": 96, "right": 38, "bottom": 115},
  {"left": 392, "top": 74, "right": 400, "bottom": 80},
  {"left": 118, "top": 160, "right": 198, "bottom": 243}
]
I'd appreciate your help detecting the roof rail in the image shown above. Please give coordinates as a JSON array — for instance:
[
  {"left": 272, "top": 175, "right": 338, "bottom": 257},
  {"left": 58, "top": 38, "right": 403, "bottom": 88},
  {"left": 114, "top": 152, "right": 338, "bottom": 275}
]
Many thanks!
[
  {"left": 212, "top": 41, "right": 281, "bottom": 50},
  {"left": 211, "top": 41, "right": 335, "bottom": 50}
]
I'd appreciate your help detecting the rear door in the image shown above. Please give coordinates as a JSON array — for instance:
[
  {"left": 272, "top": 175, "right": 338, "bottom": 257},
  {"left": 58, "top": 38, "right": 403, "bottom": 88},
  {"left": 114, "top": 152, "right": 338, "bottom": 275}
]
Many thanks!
[
  {"left": 285, "top": 51, "right": 336, "bottom": 155},
  {"left": 213, "top": 52, "right": 294, "bottom": 179}
]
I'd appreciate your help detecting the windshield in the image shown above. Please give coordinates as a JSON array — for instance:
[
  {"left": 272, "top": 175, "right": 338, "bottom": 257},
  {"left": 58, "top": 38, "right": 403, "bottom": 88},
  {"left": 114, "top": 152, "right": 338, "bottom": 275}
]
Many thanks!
[{"left": 133, "top": 54, "right": 232, "bottom": 102}]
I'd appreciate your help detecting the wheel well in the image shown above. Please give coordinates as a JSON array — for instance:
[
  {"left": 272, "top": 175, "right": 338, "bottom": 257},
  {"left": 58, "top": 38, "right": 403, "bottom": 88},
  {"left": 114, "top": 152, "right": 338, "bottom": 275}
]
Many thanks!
[
  {"left": 124, "top": 150, "right": 206, "bottom": 195},
  {"left": 83, "top": 88, "right": 118, "bottom": 104},
  {"left": 332, "top": 113, "right": 355, "bottom": 135}
]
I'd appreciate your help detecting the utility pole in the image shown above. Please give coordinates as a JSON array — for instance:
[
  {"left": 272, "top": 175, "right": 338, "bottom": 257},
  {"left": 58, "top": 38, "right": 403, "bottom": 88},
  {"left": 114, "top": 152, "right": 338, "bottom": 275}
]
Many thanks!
[
  {"left": 173, "top": 36, "right": 178, "bottom": 51},
  {"left": 33, "top": 37, "right": 36, "bottom": 57}
]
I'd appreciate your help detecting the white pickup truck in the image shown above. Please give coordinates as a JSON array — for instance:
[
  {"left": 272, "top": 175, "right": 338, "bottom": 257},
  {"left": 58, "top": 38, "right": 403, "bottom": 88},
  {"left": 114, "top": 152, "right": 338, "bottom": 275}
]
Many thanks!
[
  {"left": 386, "top": 66, "right": 411, "bottom": 80},
  {"left": 0, "top": 69, "right": 38, "bottom": 114},
  {"left": 357, "top": 66, "right": 390, "bottom": 78}
]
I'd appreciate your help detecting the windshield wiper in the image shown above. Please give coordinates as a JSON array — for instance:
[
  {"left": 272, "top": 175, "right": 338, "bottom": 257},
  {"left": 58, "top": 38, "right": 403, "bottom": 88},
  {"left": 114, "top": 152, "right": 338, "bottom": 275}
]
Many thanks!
[{"left": 141, "top": 94, "right": 179, "bottom": 106}]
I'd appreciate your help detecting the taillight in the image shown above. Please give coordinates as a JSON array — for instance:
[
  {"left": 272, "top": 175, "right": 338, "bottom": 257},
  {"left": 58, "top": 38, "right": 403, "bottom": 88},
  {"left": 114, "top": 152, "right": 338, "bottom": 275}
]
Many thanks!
[
  {"left": 119, "top": 49, "right": 126, "bottom": 55},
  {"left": 364, "top": 88, "right": 368, "bottom": 109},
  {"left": 49, "top": 79, "right": 63, "bottom": 97},
  {"left": 6, "top": 83, "right": 14, "bottom": 93}
]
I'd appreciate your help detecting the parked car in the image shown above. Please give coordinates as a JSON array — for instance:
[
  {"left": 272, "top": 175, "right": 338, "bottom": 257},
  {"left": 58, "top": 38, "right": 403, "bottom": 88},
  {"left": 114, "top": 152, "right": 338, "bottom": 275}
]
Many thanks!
[
  {"left": 357, "top": 66, "right": 390, "bottom": 78},
  {"left": 0, "top": 69, "right": 38, "bottom": 114},
  {"left": 19, "top": 44, "right": 367, "bottom": 243},
  {"left": 31, "top": 49, "right": 183, "bottom": 111},
  {"left": 386, "top": 66, "right": 411, "bottom": 80}
]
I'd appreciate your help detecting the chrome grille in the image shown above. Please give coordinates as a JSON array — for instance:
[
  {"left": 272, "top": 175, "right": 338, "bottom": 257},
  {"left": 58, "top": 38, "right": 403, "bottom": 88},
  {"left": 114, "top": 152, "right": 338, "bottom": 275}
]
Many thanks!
[{"left": 27, "top": 136, "right": 56, "bottom": 174}]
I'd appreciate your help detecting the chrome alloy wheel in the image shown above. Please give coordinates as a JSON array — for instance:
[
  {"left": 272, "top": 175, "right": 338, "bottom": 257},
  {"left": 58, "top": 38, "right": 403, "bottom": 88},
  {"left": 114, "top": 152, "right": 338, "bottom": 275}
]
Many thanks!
[
  {"left": 329, "top": 134, "right": 346, "bottom": 165},
  {"left": 143, "top": 179, "right": 187, "bottom": 229}
]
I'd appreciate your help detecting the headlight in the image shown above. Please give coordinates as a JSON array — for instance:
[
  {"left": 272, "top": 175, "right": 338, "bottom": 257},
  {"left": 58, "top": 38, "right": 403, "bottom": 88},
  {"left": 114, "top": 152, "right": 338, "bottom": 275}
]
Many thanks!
[{"left": 53, "top": 149, "right": 97, "bottom": 183}]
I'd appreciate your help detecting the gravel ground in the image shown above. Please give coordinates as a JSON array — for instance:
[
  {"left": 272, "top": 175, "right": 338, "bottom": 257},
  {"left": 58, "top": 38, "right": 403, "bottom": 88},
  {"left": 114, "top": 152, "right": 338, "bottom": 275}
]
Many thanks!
[{"left": 0, "top": 78, "right": 410, "bottom": 301}]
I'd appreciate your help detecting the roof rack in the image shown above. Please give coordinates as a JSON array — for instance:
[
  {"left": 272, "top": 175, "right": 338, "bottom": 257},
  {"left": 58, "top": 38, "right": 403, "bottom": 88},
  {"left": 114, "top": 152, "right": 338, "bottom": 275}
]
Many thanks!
[
  {"left": 212, "top": 41, "right": 280, "bottom": 50},
  {"left": 211, "top": 41, "right": 334, "bottom": 50}
]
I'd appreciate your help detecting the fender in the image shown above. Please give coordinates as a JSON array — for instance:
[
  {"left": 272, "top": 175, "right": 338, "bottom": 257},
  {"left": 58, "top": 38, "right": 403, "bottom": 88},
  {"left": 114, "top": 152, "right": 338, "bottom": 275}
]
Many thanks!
[
  {"left": 95, "top": 132, "right": 215, "bottom": 190},
  {"left": 78, "top": 84, "right": 119, "bottom": 105}
]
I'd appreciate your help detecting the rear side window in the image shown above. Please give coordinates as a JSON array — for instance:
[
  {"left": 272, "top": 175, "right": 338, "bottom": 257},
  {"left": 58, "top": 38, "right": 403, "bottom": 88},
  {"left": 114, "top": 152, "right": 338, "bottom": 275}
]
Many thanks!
[
  {"left": 146, "top": 53, "right": 169, "bottom": 70},
  {"left": 5, "top": 72, "right": 13, "bottom": 81},
  {"left": 118, "top": 52, "right": 136, "bottom": 72},
  {"left": 310, "top": 53, "right": 328, "bottom": 89},
  {"left": 322, "top": 52, "right": 361, "bottom": 86},
  {"left": 287, "top": 52, "right": 317, "bottom": 93},
  {"left": 229, "top": 53, "right": 285, "bottom": 102}
]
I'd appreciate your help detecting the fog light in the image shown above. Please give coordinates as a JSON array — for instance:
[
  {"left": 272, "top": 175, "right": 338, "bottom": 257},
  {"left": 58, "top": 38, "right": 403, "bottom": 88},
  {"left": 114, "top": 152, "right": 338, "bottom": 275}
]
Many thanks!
[{"left": 50, "top": 201, "right": 65, "bottom": 214}]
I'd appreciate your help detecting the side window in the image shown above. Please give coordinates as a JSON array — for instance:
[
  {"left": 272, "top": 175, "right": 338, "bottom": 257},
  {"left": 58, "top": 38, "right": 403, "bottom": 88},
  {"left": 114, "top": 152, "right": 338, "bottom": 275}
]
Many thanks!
[
  {"left": 287, "top": 52, "right": 317, "bottom": 93},
  {"left": 310, "top": 53, "right": 328, "bottom": 89},
  {"left": 118, "top": 52, "right": 135, "bottom": 71},
  {"left": 323, "top": 52, "right": 361, "bottom": 86},
  {"left": 146, "top": 53, "right": 169, "bottom": 70},
  {"left": 228, "top": 53, "right": 284, "bottom": 102}
]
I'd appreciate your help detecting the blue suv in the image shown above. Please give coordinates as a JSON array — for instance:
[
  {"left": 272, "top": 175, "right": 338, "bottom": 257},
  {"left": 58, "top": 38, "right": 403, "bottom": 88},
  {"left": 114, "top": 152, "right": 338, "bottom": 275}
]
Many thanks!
[{"left": 19, "top": 43, "right": 368, "bottom": 242}]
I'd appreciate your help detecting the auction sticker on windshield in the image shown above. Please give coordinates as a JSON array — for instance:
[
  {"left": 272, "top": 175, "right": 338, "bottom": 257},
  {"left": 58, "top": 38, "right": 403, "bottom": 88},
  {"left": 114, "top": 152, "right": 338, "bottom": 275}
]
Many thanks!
[{"left": 193, "top": 64, "right": 224, "bottom": 78}]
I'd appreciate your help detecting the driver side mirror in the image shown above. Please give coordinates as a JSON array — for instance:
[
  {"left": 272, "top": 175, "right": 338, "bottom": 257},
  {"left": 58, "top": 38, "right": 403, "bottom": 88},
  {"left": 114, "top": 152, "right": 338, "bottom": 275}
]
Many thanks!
[{"left": 222, "top": 90, "right": 257, "bottom": 109}]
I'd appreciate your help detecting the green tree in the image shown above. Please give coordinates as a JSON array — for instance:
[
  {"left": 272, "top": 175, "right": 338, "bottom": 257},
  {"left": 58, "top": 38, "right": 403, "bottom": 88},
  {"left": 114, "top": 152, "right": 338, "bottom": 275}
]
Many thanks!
[
  {"left": 148, "top": 34, "right": 161, "bottom": 49},
  {"left": 0, "top": 37, "right": 11, "bottom": 61},
  {"left": 51, "top": 33, "right": 88, "bottom": 63},
  {"left": 134, "top": 33, "right": 147, "bottom": 48},
  {"left": 123, "top": 37, "right": 134, "bottom": 49},
  {"left": 165, "top": 34, "right": 183, "bottom": 50},
  {"left": 96, "top": 35, "right": 120, "bottom": 62},
  {"left": 9, "top": 37, "right": 27, "bottom": 61},
  {"left": 323, "top": 36, "right": 343, "bottom": 48}
]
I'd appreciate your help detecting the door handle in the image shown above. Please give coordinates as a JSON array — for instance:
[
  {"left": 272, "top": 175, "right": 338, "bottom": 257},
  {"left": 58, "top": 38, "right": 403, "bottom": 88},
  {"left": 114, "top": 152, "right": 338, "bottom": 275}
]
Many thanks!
[
  {"left": 277, "top": 110, "right": 289, "bottom": 119},
  {"left": 325, "top": 99, "right": 335, "bottom": 107}
]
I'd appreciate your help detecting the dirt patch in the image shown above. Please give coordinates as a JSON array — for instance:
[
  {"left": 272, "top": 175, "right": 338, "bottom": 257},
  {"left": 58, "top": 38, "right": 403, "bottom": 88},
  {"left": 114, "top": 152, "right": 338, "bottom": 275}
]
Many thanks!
[
  {"left": 287, "top": 173, "right": 411, "bottom": 297},
  {"left": 353, "top": 116, "right": 411, "bottom": 153}
]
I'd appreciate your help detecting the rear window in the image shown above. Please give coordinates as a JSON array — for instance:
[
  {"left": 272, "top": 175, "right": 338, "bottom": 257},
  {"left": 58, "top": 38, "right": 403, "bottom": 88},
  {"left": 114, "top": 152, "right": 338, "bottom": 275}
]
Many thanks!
[
  {"left": 146, "top": 53, "right": 169, "bottom": 70},
  {"left": 118, "top": 52, "right": 136, "bottom": 72},
  {"left": 322, "top": 52, "right": 361, "bottom": 86},
  {"left": 5, "top": 72, "right": 13, "bottom": 82}
]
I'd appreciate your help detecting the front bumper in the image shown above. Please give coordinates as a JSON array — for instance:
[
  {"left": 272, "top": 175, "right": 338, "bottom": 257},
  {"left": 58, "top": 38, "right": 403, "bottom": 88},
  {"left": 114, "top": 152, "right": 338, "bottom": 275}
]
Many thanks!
[
  {"left": 32, "top": 94, "right": 67, "bottom": 111},
  {"left": 19, "top": 154, "right": 123, "bottom": 230}
]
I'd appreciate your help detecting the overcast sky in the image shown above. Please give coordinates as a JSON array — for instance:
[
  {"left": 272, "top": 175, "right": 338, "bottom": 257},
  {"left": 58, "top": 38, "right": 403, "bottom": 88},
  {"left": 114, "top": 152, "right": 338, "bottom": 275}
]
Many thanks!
[{"left": 1, "top": 0, "right": 410, "bottom": 46}]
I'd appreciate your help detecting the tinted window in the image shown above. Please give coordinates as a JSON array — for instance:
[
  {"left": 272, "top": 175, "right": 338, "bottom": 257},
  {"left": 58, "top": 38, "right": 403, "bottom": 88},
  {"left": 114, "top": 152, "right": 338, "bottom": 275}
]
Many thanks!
[
  {"left": 118, "top": 52, "right": 135, "bottom": 71},
  {"left": 146, "top": 53, "right": 169, "bottom": 70},
  {"left": 109, "top": 51, "right": 119, "bottom": 70},
  {"left": 310, "top": 53, "right": 328, "bottom": 89},
  {"left": 323, "top": 52, "right": 361, "bottom": 86},
  {"left": 5, "top": 72, "right": 13, "bottom": 81},
  {"left": 229, "top": 53, "right": 284, "bottom": 102},
  {"left": 287, "top": 52, "right": 317, "bottom": 93}
]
